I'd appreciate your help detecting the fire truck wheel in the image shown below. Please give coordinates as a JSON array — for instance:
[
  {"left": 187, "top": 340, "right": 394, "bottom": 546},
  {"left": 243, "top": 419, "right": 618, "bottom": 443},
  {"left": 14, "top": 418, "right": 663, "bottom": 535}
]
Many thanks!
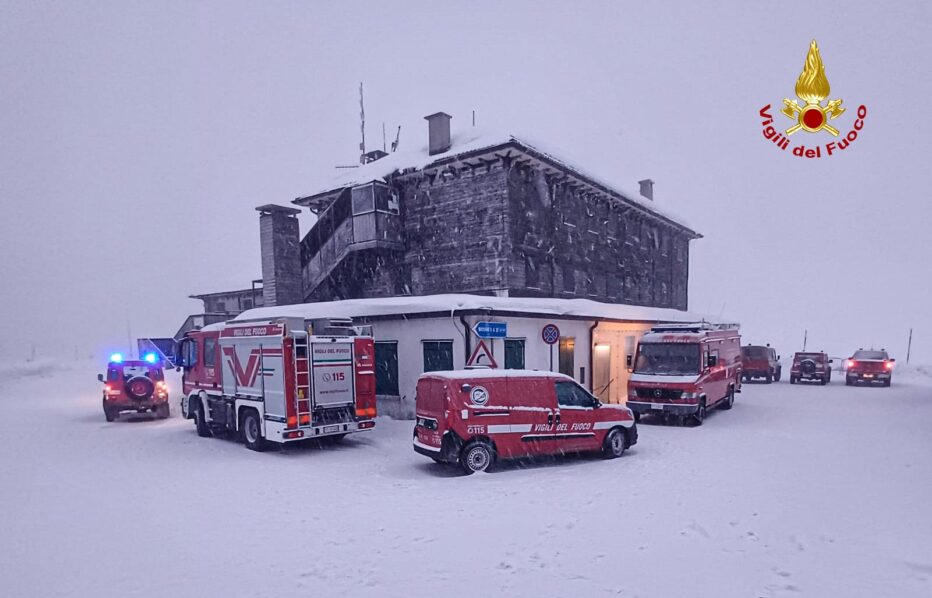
[
  {"left": 241, "top": 410, "right": 266, "bottom": 452},
  {"left": 193, "top": 401, "right": 212, "bottom": 438},
  {"left": 721, "top": 386, "right": 735, "bottom": 410},
  {"left": 103, "top": 401, "right": 115, "bottom": 422},
  {"left": 155, "top": 403, "right": 170, "bottom": 419},
  {"left": 460, "top": 441, "right": 495, "bottom": 474},
  {"left": 602, "top": 428, "right": 627, "bottom": 459},
  {"left": 692, "top": 399, "right": 706, "bottom": 426},
  {"left": 790, "top": 376, "right": 797, "bottom": 384}
]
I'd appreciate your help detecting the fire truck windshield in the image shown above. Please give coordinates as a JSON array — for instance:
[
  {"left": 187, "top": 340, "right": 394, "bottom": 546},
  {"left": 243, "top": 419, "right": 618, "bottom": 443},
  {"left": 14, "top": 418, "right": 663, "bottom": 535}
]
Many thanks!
[{"left": 635, "top": 343, "right": 701, "bottom": 375}]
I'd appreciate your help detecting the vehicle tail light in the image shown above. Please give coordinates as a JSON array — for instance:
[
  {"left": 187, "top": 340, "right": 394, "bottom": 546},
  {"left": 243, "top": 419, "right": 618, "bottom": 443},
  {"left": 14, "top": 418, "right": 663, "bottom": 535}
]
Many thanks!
[
  {"left": 847, "top": 360, "right": 856, "bottom": 369},
  {"left": 104, "top": 385, "right": 111, "bottom": 393},
  {"left": 359, "top": 420, "right": 375, "bottom": 429},
  {"left": 355, "top": 406, "right": 376, "bottom": 419},
  {"left": 287, "top": 415, "right": 297, "bottom": 428},
  {"left": 299, "top": 414, "right": 311, "bottom": 425},
  {"left": 885, "top": 361, "right": 894, "bottom": 370}
]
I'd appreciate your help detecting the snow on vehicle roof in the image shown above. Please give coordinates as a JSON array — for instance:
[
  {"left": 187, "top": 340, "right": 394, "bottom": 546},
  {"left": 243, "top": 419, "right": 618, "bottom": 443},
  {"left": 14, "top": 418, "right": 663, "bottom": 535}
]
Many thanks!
[
  {"left": 294, "top": 128, "right": 697, "bottom": 235},
  {"left": 420, "top": 369, "right": 573, "bottom": 381},
  {"left": 233, "top": 293, "right": 718, "bottom": 325}
]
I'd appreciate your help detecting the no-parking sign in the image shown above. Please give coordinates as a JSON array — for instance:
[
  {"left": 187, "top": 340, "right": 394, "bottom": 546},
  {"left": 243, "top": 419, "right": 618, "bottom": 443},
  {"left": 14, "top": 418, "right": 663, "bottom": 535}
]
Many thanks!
[{"left": 541, "top": 323, "right": 560, "bottom": 345}]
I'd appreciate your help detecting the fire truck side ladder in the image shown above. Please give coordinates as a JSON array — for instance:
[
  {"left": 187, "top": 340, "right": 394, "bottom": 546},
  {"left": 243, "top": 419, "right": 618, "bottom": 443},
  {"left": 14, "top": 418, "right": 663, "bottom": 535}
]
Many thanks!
[{"left": 293, "top": 332, "right": 312, "bottom": 426}]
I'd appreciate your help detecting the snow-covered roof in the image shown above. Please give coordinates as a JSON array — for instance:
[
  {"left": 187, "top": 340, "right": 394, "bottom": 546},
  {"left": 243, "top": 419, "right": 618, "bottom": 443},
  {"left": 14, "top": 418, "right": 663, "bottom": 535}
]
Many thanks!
[
  {"left": 295, "top": 128, "right": 697, "bottom": 235},
  {"left": 233, "top": 293, "right": 715, "bottom": 325}
]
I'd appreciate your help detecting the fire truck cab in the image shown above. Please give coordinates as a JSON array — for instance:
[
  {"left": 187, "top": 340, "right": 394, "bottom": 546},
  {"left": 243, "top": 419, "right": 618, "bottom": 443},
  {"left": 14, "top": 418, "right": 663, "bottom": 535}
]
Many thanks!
[
  {"left": 178, "top": 317, "right": 376, "bottom": 451},
  {"left": 626, "top": 323, "right": 742, "bottom": 425}
]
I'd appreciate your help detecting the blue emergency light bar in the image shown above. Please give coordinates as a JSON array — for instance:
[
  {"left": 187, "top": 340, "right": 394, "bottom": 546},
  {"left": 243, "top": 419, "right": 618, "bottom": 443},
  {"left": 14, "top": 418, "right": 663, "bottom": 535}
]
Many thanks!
[
  {"left": 144, "top": 352, "right": 158, "bottom": 364},
  {"left": 110, "top": 353, "right": 123, "bottom": 363}
]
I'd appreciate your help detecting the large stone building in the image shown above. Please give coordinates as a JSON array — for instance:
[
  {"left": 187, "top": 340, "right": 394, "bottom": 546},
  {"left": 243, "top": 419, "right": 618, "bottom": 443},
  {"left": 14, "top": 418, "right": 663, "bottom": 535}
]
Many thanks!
[{"left": 258, "top": 112, "right": 700, "bottom": 310}]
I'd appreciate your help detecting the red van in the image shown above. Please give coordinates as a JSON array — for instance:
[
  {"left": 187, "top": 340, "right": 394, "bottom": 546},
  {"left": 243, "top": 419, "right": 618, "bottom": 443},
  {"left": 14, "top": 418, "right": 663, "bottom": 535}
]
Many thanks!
[
  {"left": 626, "top": 323, "right": 742, "bottom": 425},
  {"left": 413, "top": 370, "right": 638, "bottom": 474}
]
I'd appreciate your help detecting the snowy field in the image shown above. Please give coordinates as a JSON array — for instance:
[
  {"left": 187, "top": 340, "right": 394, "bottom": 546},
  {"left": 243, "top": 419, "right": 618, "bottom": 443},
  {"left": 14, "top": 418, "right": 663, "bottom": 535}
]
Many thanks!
[{"left": 2, "top": 363, "right": 931, "bottom": 598}]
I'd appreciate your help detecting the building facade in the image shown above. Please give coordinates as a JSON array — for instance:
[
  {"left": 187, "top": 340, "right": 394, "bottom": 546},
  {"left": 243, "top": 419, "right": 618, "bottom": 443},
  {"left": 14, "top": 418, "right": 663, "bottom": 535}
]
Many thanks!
[{"left": 259, "top": 113, "right": 700, "bottom": 311}]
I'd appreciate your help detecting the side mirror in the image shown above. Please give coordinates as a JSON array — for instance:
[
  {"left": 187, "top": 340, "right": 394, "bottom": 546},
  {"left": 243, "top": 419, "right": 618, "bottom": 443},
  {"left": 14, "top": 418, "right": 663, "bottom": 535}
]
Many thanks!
[
  {"left": 829, "top": 359, "right": 835, "bottom": 364},
  {"left": 777, "top": 355, "right": 781, "bottom": 361},
  {"left": 707, "top": 355, "right": 718, "bottom": 368},
  {"left": 890, "top": 358, "right": 896, "bottom": 363},
  {"left": 97, "top": 373, "right": 105, "bottom": 383}
]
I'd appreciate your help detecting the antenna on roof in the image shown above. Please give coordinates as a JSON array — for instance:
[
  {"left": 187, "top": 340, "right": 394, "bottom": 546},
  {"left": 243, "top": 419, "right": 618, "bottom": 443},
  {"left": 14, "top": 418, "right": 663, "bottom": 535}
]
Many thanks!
[
  {"left": 391, "top": 125, "right": 401, "bottom": 152},
  {"left": 382, "top": 122, "right": 387, "bottom": 153},
  {"left": 358, "top": 81, "right": 366, "bottom": 164},
  {"left": 472, "top": 110, "right": 476, "bottom": 127}
]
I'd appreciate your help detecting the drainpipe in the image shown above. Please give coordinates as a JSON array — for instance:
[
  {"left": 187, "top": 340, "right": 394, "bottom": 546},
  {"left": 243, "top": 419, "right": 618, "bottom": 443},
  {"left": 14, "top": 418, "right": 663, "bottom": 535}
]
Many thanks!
[
  {"left": 459, "top": 314, "right": 471, "bottom": 367},
  {"left": 588, "top": 320, "right": 599, "bottom": 391}
]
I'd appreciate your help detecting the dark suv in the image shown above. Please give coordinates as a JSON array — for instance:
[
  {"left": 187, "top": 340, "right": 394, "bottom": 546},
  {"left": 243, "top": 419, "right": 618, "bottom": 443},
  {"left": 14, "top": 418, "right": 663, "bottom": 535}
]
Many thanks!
[
  {"left": 98, "top": 353, "right": 170, "bottom": 421},
  {"left": 741, "top": 345, "right": 782, "bottom": 383},
  {"left": 790, "top": 352, "right": 833, "bottom": 385},
  {"left": 846, "top": 349, "right": 895, "bottom": 387}
]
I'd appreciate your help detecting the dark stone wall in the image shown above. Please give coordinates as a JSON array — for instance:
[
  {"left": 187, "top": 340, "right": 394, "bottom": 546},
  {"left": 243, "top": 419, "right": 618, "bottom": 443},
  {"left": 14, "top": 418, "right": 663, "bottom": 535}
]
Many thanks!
[
  {"left": 297, "top": 159, "right": 691, "bottom": 310},
  {"left": 402, "top": 165, "right": 510, "bottom": 295},
  {"left": 259, "top": 211, "right": 303, "bottom": 306},
  {"left": 504, "top": 162, "right": 690, "bottom": 310}
]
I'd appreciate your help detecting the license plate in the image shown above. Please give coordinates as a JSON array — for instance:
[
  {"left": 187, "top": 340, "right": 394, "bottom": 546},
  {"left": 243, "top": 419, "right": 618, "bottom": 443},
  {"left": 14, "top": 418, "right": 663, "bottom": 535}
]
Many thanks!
[
  {"left": 651, "top": 403, "right": 664, "bottom": 411},
  {"left": 863, "top": 374, "right": 873, "bottom": 379},
  {"left": 324, "top": 425, "right": 339, "bottom": 433}
]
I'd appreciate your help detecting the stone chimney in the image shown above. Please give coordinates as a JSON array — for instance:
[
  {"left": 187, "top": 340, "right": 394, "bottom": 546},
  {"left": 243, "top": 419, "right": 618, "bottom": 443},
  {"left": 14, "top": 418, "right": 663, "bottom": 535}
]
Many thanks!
[
  {"left": 256, "top": 204, "right": 303, "bottom": 307},
  {"left": 638, "top": 179, "right": 654, "bottom": 201},
  {"left": 424, "top": 112, "right": 452, "bottom": 155}
]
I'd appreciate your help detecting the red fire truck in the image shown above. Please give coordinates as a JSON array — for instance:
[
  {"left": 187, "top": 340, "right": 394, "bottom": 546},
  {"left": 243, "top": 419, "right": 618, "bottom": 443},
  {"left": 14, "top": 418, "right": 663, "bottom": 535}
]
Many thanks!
[
  {"left": 626, "top": 323, "right": 742, "bottom": 425},
  {"left": 178, "top": 316, "right": 376, "bottom": 450}
]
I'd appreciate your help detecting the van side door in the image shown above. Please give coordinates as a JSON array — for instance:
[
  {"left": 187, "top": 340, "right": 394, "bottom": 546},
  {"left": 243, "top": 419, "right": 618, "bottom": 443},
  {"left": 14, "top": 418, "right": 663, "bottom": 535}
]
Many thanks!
[
  {"left": 554, "top": 381, "right": 600, "bottom": 452},
  {"left": 500, "top": 377, "right": 556, "bottom": 459}
]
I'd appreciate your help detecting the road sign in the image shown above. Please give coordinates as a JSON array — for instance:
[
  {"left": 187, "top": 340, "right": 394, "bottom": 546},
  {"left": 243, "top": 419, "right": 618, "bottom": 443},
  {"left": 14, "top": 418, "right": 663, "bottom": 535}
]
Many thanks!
[
  {"left": 473, "top": 321, "right": 507, "bottom": 339},
  {"left": 541, "top": 323, "right": 560, "bottom": 345},
  {"left": 466, "top": 340, "right": 498, "bottom": 368}
]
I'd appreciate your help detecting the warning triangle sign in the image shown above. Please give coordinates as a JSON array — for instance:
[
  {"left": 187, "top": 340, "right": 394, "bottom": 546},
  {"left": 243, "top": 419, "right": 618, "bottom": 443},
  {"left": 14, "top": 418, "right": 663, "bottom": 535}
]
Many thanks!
[{"left": 466, "top": 340, "right": 498, "bottom": 368}]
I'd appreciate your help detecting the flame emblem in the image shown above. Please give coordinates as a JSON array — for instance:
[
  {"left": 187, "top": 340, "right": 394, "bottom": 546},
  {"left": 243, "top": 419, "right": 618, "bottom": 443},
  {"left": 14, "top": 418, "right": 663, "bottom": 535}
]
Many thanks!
[{"left": 781, "top": 40, "right": 845, "bottom": 136}]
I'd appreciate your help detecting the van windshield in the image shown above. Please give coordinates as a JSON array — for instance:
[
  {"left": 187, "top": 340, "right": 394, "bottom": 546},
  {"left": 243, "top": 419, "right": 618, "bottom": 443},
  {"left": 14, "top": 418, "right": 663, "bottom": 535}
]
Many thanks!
[{"left": 635, "top": 343, "right": 700, "bottom": 375}]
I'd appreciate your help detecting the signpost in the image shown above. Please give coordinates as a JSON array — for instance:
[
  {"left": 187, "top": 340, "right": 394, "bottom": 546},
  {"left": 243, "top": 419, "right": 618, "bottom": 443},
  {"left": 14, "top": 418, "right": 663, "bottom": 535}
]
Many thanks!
[
  {"left": 473, "top": 321, "right": 507, "bottom": 339},
  {"left": 541, "top": 323, "right": 560, "bottom": 372}
]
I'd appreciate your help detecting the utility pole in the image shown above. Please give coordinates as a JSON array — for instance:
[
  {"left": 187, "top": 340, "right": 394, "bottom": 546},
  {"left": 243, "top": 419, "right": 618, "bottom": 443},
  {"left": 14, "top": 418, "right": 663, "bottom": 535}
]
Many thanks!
[
  {"left": 802, "top": 329, "right": 808, "bottom": 351},
  {"left": 906, "top": 328, "right": 913, "bottom": 364}
]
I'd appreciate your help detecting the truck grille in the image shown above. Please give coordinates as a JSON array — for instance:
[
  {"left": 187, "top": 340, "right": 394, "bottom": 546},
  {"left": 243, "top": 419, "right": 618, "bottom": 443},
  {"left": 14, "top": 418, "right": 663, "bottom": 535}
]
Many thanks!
[{"left": 635, "top": 388, "right": 684, "bottom": 400}]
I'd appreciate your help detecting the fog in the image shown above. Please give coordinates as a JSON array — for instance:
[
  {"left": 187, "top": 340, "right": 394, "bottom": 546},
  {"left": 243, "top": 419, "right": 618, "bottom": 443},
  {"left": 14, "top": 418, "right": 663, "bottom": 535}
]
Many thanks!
[{"left": 1, "top": 0, "right": 929, "bottom": 363}]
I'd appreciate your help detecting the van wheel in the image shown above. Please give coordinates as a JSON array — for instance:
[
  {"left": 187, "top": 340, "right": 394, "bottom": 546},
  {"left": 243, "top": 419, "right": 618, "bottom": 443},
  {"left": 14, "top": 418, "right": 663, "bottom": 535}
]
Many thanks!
[
  {"left": 460, "top": 441, "right": 494, "bottom": 474},
  {"left": 602, "top": 428, "right": 627, "bottom": 459},
  {"left": 241, "top": 410, "right": 266, "bottom": 452},
  {"left": 692, "top": 399, "right": 706, "bottom": 426},
  {"left": 193, "top": 401, "right": 212, "bottom": 438},
  {"left": 720, "top": 386, "right": 735, "bottom": 410}
]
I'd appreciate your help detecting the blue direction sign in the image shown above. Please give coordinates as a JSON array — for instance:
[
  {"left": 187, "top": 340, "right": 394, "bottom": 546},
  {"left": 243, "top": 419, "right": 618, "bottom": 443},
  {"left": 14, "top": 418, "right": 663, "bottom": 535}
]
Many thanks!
[{"left": 473, "top": 321, "right": 507, "bottom": 339}]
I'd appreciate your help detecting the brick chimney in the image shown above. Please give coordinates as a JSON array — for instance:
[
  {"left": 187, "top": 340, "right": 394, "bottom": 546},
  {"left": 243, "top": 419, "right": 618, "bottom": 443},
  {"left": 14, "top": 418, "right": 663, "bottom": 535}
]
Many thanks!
[
  {"left": 424, "top": 112, "right": 452, "bottom": 155},
  {"left": 256, "top": 204, "right": 303, "bottom": 306},
  {"left": 638, "top": 179, "right": 654, "bottom": 201}
]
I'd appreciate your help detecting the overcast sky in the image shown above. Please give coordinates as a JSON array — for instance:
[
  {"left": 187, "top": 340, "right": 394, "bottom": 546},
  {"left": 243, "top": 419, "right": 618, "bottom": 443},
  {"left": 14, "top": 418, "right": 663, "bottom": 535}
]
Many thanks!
[{"left": 1, "top": 0, "right": 930, "bottom": 363}]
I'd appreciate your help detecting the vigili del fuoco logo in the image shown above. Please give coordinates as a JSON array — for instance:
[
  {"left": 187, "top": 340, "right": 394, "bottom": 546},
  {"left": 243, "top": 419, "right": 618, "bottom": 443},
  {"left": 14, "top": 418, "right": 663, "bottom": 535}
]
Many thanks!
[{"left": 760, "top": 40, "right": 866, "bottom": 158}]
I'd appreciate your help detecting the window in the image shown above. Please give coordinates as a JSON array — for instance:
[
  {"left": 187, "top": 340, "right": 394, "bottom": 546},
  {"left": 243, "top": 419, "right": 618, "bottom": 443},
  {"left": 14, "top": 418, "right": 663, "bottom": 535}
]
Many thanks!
[
  {"left": 558, "top": 337, "right": 575, "bottom": 377},
  {"left": 185, "top": 339, "right": 199, "bottom": 368},
  {"left": 555, "top": 381, "right": 598, "bottom": 408},
  {"left": 423, "top": 341, "right": 454, "bottom": 372},
  {"left": 563, "top": 268, "right": 575, "bottom": 293},
  {"left": 375, "top": 342, "right": 399, "bottom": 395},
  {"left": 351, "top": 184, "right": 375, "bottom": 215},
  {"left": 242, "top": 298, "right": 253, "bottom": 310},
  {"left": 203, "top": 337, "right": 217, "bottom": 367},
  {"left": 504, "top": 339, "right": 525, "bottom": 370},
  {"left": 524, "top": 255, "right": 539, "bottom": 288},
  {"left": 108, "top": 367, "right": 121, "bottom": 382}
]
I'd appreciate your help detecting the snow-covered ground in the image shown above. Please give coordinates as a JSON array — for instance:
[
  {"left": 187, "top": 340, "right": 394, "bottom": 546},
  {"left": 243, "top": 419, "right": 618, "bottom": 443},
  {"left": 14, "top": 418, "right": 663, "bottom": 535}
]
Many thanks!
[{"left": 1, "top": 363, "right": 931, "bottom": 598}]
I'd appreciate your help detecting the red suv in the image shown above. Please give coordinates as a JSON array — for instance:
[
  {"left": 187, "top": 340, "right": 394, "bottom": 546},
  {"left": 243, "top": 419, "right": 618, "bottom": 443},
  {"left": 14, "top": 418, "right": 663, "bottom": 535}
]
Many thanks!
[
  {"left": 98, "top": 353, "right": 170, "bottom": 421},
  {"left": 741, "top": 345, "right": 782, "bottom": 383},
  {"left": 789, "top": 352, "right": 833, "bottom": 385},
  {"left": 845, "top": 349, "right": 895, "bottom": 387}
]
